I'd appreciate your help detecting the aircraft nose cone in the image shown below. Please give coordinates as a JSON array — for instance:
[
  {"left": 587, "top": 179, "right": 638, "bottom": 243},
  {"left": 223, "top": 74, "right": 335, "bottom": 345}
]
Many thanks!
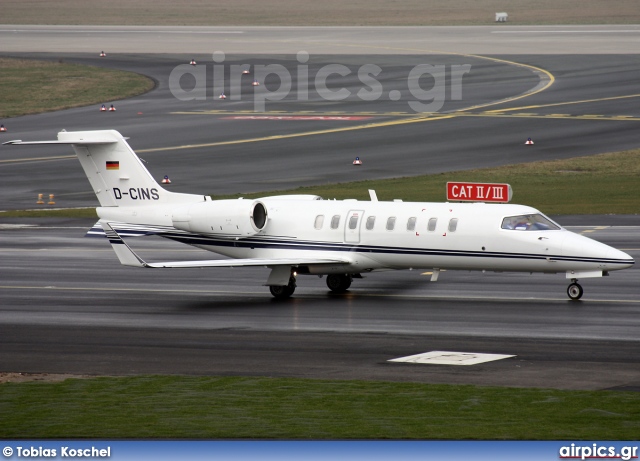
[
  {"left": 562, "top": 232, "right": 634, "bottom": 270},
  {"left": 607, "top": 247, "right": 634, "bottom": 267}
]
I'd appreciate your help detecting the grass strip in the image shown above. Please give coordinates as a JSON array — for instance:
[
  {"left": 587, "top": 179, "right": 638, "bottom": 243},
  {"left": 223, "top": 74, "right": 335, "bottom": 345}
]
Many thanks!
[
  {"left": 0, "top": 208, "right": 98, "bottom": 219},
  {"left": 0, "top": 376, "right": 639, "bottom": 439},
  {"left": 0, "top": 58, "right": 154, "bottom": 119}
]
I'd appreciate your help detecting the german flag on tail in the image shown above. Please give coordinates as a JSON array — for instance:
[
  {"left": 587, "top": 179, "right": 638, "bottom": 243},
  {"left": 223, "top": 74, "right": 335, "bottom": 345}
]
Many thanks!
[{"left": 106, "top": 161, "right": 119, "bottom": 170}]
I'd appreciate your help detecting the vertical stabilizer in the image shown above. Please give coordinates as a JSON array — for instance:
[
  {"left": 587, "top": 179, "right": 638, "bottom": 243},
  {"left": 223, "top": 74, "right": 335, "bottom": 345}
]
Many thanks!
[
  {"left": 59, "top": 130, "right": 166, "bottom": 207},
  {"left": 5, "top": 130, "right": 202, "bottom": 207}
]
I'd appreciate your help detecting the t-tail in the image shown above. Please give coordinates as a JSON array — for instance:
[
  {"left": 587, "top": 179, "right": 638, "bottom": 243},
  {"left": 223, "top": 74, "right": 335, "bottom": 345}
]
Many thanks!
[
  {"left": 5, "top": 130, "right": 208, "bottom": 233},
  {"left": 6, "top": 130, "right": 202, "bottom": 208}
]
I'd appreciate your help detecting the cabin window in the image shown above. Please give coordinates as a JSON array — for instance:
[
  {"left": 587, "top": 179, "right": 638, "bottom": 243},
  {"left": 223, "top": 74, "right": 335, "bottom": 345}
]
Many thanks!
[
  {"left": 406, "top": 217, "right": 417, "bottom": 231},
  {"left": 314, "top": 215, "right": 324, "bottom": 230},
  {"left": 330, "top": 215, "right": 341, "bottom": 229},
  {"left": 448, "top": 218, "right": 458, "bottom": 232},
  {"left": 501, "top": 214, "right": 561, "bottom": 231},
  {"left": 427, "top": 217, "right": 437, "bottom": 232},
  {"left": 386, "top": 217, "right": 396, "bottom": 231},
  {"left": 348, "top": 215, "right": 359, "bottom": 230},
  {"left": 365, "top": 216, "right": 376, "bottom": 230}
]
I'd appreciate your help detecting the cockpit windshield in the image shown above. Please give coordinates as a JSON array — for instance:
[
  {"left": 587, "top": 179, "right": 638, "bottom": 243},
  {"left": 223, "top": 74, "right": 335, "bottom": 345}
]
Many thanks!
[{"left": 501, "top": 214, "right": 561, "bottom": 231}]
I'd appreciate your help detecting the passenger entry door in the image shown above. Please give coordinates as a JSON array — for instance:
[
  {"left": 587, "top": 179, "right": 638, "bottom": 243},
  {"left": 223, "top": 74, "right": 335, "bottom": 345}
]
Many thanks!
[{"left": 345, "top": 210, "right": 364, "bottom": 244}]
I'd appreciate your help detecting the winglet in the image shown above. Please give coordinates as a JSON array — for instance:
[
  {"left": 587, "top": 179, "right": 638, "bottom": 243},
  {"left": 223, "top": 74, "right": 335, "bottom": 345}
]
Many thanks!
[{"left": 100, "top": 222, "right": 147, "bottom": 267}]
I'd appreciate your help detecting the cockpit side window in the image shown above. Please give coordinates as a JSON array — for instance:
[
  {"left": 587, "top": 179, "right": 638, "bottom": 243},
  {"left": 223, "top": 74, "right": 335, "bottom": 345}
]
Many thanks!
[{"left": 501, "top": 214, "right": 561, "bottom": 231}]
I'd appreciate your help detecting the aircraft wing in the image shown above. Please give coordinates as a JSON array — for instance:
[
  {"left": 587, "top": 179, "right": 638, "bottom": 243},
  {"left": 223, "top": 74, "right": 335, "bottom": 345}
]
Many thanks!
[
  {"left": 143, "top": 258, "right": 349, "bottom": 269},
  {"left": 101, "top": 222, "right": 349, "bottom": 269}
]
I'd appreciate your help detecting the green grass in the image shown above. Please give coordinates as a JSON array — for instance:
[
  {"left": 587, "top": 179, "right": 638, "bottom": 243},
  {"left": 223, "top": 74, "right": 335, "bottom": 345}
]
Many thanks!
[
  {"left": 0, "top": 58, "right": 154, "bottom": 119},
  {"left": 0, "top": 376, "right": 639, "bottom": 439},
  {"left": 0, "top": 208, "right": 97, "bottom": 218}
]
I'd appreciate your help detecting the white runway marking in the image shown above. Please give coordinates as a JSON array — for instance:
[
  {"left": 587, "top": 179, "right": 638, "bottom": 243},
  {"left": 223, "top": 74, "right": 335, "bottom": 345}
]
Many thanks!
[
  {"left": 389, "top": 351, "right": 515, "bottom": 366},
  {"left": 0, "top": 29, "right": 244, "bottom": 34}
]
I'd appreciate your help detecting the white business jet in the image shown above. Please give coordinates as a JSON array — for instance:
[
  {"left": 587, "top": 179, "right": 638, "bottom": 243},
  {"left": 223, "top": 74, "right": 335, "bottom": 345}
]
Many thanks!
[{"left": 5, "top": 130, "right": 634, "bottom": 300}]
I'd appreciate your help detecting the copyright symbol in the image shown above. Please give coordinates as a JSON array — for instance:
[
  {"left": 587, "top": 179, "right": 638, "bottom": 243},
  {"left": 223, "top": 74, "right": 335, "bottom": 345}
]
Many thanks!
[{"left": 2, "top": 447, "right": 13, "bottom": 457}]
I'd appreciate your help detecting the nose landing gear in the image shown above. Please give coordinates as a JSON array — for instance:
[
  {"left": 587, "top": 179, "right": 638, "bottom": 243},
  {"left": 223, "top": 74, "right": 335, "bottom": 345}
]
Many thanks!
[{"left": 567, "top": 279, "right": 584, "bottom": 300}]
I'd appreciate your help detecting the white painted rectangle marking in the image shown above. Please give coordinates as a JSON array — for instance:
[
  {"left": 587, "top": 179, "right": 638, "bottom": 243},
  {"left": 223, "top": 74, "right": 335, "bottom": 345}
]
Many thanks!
[{"left": 389, "top": 351, "right": 515, "bottom": 366}]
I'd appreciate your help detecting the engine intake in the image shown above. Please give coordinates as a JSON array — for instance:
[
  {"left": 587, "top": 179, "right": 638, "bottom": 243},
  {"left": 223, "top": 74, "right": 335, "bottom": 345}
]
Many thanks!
[{"left": 172, "top": 199, "right": 268, "bottom": 237}]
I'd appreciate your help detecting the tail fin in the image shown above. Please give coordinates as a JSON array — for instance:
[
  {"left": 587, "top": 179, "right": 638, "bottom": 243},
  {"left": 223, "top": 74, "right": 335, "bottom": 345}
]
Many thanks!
[
  {"left": 5, "top": 130, "right": 202, "bottom": 207},
  {"left": 62, "top": 130, "right": 161, "bottom": 207}
]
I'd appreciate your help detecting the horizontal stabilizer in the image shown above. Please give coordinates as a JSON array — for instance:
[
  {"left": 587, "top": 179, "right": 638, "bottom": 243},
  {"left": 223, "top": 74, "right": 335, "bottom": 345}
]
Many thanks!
[{"left": 3, "top": 139, "right": 117, "bottom": 145}]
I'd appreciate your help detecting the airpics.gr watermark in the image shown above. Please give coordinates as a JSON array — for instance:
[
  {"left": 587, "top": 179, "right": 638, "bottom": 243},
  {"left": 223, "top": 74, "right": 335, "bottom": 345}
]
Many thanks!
[
  {"left": 559, "top": 443, "right": 638, "bottom": 461},
  {"left": 169, "top": 51, "right": 472, "bottom": 112}
]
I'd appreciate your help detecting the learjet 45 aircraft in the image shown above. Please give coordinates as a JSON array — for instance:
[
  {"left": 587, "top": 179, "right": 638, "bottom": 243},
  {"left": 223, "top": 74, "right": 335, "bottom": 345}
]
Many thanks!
[{"left": 5, "top": 130, "right": 634, "bottom": 300}]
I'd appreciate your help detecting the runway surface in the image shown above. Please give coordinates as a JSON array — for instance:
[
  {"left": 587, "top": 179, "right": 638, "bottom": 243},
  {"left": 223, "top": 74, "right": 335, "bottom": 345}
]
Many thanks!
[
  {"left": 2, "top": 25, "right": 640, "bottom": 54},
  {"left": 0, "top": 219, "right": 638, "bottom": 390},
  {"left": 1, "top": 26, "right": 639, "bottom": 390}
]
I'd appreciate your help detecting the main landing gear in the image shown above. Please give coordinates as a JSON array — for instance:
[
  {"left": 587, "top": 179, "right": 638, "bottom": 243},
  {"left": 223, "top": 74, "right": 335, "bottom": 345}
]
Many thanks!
[
  {"left": 326, "top": 274, "right": 352, "bottom": 293},
  {"left": 567, "top": 279, "right": 584, "bottom": 301},
  {"left": 269, "top": 273, "right": 356, "bottom": 299},
  {"left": 269, "top": 276, "right": 296, "bottom": 300}
]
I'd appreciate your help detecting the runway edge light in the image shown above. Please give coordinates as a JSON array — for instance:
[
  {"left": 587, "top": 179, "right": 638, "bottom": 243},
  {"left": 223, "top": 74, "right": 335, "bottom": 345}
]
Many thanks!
[
  {"left": 0, "top": 124, "right": 6, "bottom": 132},
  {"left": 525, "top": 137, "right": 534, "bottom": 145},
  {"left": 162, "top": 175, "right": 172, "bottom": 185}
]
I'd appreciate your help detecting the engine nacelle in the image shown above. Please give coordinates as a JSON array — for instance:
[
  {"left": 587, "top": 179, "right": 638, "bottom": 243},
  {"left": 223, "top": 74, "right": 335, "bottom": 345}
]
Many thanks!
[{"left": 172, "top": 199, "right": 268, "bottom": 237}]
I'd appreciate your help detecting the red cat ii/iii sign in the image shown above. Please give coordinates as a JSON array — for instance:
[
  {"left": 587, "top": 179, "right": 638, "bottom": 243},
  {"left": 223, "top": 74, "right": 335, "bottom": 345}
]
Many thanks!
[{"left": 446, "top": 182, "right": 513, "bottom": 203}]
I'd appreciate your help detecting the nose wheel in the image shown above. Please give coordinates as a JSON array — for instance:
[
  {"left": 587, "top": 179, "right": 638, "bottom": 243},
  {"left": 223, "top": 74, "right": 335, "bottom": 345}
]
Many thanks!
[{"left": 567, "top": 280, "right": 583, "bottom": 300}]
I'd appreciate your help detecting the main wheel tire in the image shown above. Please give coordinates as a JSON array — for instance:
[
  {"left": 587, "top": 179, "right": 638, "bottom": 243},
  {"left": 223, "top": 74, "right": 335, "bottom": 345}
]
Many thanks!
[
  {"left": 326, "top": 274, "right": 352, "bottom": 293},
  {"left": 567, "top": 282, "right": 583, "bottom": 300},
  {"left": 270, "top": 277, "right": 296, "bottom": 299}
]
